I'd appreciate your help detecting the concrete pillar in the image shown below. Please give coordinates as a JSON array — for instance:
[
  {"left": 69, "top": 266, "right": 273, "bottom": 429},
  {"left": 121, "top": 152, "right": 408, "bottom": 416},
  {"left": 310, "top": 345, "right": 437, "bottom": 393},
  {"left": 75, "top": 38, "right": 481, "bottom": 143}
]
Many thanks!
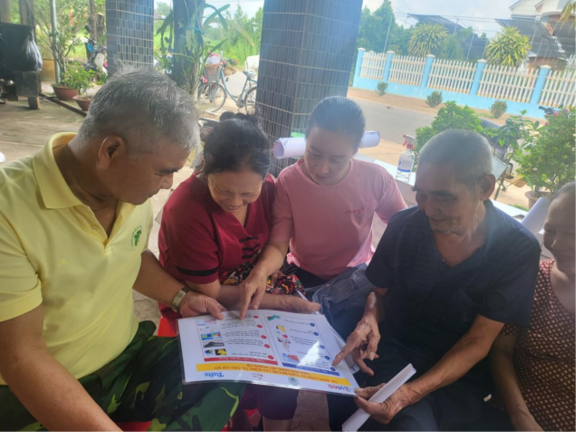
[
  {"left": 353, "top": 48, "right": 365, "bottom": 87},
  {"left": 420, "top": 54, "right": 435, "bottom": 88},
  {"left": 256, "top": 0, "right": 364, "bottom": 175},
  {"left": 105, "top": 0, "right": 154, "bottom": 76},
  {"left": 470, "top": 59, "right": 487, "bottom": 96},
  {"left": 383, "top": 51, "right": 395, "bottom": 82},
  {"left": 530, "top": 65, "right": 552, "bottom": 105}
]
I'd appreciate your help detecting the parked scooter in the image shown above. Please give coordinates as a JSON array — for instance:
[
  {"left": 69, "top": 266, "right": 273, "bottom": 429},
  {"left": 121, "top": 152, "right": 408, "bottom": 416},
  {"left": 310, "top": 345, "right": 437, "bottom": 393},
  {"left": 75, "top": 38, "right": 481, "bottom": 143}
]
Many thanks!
[
  {"left": 82, "top": 25, "right": 107, "bottom": 76},
  {"left": 538, "top": 105, "right": 558, "bottom": 116}
]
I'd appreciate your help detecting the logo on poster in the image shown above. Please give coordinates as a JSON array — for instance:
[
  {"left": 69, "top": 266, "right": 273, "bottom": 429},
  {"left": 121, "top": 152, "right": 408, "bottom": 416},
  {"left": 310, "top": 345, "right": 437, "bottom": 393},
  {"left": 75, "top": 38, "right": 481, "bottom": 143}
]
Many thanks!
[
  {"left": 288, "top": 377, "right": 299, "bottom": 386},
  {"left": 204, "top": 372, "right": 224, "bottom": 378}
]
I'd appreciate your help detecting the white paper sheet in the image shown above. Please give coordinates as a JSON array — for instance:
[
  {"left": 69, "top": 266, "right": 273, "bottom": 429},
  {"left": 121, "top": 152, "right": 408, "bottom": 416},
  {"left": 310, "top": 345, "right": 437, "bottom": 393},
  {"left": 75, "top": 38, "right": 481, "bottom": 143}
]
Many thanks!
[
  {"left": 521, "top": 197, "right": 550, "bottom": 235},
  {"left": 178, "top": 310, "right": 359, "bottom": 396},
  {"left": 342, "top": 364, "right": 417, "bottom": 432},
  {"left": 273, "top": 131, "right": 381, "bottom": 159}
]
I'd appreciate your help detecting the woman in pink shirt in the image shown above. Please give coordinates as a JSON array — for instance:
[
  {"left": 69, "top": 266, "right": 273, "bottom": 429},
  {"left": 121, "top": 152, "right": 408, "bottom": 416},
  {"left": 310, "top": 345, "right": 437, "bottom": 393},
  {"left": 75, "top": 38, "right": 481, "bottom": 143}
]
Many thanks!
[{"left": 242, "top": 97, "right": 406, "bottom": 336}]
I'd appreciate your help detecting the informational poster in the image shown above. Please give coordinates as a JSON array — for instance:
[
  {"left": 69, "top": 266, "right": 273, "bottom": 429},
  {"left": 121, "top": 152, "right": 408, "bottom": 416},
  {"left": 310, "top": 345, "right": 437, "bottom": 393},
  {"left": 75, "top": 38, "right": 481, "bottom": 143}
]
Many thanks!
[{"left": 178, "top": 310, "right": 359, "bottom": 396}]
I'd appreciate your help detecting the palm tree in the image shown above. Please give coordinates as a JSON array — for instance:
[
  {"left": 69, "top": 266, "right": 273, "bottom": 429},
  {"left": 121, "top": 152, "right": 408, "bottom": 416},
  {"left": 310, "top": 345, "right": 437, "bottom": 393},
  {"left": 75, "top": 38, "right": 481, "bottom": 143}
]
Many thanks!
[
  {"left": 485, "top": 27, "right": 531, "bottom": 67},
  {"left": 408, "top": 24, "right": 447, "bottom": 57},
  {"left": 560, "top": 0, "right": 575, "bottom": 23}
]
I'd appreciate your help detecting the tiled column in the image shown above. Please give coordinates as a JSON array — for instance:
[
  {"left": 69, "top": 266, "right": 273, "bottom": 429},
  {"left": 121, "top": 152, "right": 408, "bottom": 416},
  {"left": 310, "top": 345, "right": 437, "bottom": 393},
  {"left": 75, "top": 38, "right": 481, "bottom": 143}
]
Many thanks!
[
  {"left": 256, "top": 0, "right": 363, "bottom": 175},
  {"left": 105, "top": 0, "right": 154, "bottom": 75}
]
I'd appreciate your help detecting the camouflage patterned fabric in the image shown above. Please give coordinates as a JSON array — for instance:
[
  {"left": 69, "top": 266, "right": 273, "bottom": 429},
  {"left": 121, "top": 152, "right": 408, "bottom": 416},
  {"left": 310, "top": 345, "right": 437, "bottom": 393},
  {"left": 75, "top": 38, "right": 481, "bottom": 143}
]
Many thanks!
[{"left": 0, "top": 321, "right": 245, "bottom": 431}]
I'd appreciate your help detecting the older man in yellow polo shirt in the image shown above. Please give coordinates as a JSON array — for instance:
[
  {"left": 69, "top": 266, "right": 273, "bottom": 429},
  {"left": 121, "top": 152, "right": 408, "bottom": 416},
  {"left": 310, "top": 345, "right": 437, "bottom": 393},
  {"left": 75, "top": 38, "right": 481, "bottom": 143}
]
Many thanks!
[
  {"left": 0, "top": 67, "right": 240, "bottom": 432},
  {"left": 0, "top": 67, "right": 316, "bottom": 431}
]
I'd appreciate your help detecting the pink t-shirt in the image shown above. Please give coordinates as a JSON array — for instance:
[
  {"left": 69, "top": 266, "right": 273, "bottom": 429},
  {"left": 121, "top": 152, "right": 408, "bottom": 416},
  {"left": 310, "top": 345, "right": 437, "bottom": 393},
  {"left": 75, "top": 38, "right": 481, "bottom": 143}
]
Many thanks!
[{"left": 270, "top": 158, "right": 407, "bottom": 280}]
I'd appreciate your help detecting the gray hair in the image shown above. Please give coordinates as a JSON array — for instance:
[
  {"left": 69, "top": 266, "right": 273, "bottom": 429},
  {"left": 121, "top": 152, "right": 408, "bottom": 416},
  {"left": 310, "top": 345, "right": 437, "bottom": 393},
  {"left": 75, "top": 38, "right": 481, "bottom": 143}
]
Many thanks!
[
  {"left": 418, "top": 129, "right": 492, "bottom": 186},
  {"left": 552, "top": 181, "right": 576, "bottom": 202},
  {"left": 78, "top": 65, "right": 198, "bottom": 154}
]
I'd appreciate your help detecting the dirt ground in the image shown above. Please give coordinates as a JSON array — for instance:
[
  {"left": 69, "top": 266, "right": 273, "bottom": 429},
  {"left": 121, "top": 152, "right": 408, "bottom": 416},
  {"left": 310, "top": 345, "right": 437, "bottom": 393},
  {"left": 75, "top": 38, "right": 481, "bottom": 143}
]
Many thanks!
[{"left": 0, "top": 97, "right": 329, "bottom": 431}]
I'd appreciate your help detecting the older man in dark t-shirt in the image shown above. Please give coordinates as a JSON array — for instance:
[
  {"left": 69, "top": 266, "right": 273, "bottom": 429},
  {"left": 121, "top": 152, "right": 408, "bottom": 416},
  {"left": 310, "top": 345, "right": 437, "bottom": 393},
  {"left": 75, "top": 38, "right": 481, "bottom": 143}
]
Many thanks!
[{"left": 330, "top": 130, "right": 540, "bottom": 431}]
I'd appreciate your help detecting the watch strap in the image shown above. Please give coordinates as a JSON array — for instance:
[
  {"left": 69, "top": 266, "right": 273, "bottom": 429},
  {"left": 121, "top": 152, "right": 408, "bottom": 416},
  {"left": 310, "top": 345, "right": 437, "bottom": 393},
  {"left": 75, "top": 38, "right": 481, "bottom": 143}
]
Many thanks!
[{"left": 171, "top": 286, "right": 192, "bottom": 313}]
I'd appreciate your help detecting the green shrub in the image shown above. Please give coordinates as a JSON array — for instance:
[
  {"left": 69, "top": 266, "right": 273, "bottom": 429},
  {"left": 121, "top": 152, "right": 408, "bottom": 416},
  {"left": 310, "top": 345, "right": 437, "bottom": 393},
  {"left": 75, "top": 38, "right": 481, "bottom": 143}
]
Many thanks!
[
  {"left": 376, "top": 82, "right": 388, "bottom": 97},
  {"left": 490, "top": 100, "right": 508, "bottom": 118},
  {"left": 515, "top": 106, "right": 576, "bottom": 194},
  {"left": 426, "top": 90, "right": 443, "bottom": 107},
  {"left": 415, "top": 101, "right": 483, "bottom": 152},
  {"left": 60, "top": 64, "right": 95, "bottom": 94}
]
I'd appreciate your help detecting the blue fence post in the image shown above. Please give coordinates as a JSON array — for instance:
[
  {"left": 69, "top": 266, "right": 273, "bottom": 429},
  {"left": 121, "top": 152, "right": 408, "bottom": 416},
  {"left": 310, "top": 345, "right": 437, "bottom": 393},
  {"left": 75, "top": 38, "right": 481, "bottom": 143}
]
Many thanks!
[
  {"left": 353, "top": 48, "right": 365, "bottom": 87},
  {"left": 383, "top": 51, "right": 395, "bottom": 82},
  {"left": 420, "top": 54, "right": 435, "bottom": 88},
  {"left": 530, "top": 65, "right": 551, "bottom": 106},
  {"left": 470, "top": 59, "right": 487, "bottom": 96}
]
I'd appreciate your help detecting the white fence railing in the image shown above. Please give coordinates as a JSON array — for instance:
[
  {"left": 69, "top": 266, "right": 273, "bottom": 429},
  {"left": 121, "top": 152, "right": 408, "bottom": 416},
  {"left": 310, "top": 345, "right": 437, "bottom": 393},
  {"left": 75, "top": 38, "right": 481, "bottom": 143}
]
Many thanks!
[
  {"left": 359, "top": 51, "right": 387, "bottom": 81},
  {"left": 427, "top": 59, "right": 476, "bottom": 94},
  {"left": 478, "top": 64, "right": 538, "bottom": 103},
  {"left": 539, "top": 69, "right": 576, "bottom": 107},
  {"left": 388, "top": 55, "right": 426, "bottom": 86}
]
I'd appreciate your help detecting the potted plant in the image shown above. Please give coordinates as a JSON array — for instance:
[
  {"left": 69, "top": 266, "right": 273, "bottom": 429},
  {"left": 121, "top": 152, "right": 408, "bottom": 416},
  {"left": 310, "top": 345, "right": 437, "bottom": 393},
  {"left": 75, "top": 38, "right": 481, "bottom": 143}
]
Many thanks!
[
  {"left": 514, "top": 106, "right": 576, "bottom": 208},
  {"left": 52, "top": 65, "right": 93, "bottom": 103},
  {"left": 71, "top": 68, "right": 96, "bottom": 112}
]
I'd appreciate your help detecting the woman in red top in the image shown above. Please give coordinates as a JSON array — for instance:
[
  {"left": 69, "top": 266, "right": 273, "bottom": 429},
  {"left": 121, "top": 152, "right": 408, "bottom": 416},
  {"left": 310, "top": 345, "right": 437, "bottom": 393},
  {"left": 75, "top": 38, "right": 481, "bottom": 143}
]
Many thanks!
[
  {"left": 490, "top": 182, "right": 575, "bottom": 431},
  {"left": 159, "top": 113, "right": 318, "bottom": 431}
]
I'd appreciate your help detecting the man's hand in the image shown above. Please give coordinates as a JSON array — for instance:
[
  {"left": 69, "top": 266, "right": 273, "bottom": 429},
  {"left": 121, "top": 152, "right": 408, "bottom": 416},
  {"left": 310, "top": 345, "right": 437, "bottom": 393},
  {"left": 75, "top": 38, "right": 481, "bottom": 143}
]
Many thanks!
[
  {"left": 333, "top": 309, "right": 380, "bottom": 375},
  {"left": 511, "top": 411, "right": 544, "bottom": 432},
  {"left": 179, "top": 291, "right": 227, "bottom": 320},
  {"left": 238, "top": 268, "right": 269, "bottom": 319},
  {"left": 354, "top": 383, "right": 420, "bottom": 425}
]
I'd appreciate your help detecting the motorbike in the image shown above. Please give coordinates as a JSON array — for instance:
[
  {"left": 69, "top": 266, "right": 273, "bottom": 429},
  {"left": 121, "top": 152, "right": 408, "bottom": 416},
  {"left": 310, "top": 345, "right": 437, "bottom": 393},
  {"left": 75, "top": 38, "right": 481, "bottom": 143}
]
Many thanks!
[
  {"left": 82, "top": 25, "right": 107, "bottom": 76},
  {"left": 538, "top": 105, "right": 558, "bottom": 116}
]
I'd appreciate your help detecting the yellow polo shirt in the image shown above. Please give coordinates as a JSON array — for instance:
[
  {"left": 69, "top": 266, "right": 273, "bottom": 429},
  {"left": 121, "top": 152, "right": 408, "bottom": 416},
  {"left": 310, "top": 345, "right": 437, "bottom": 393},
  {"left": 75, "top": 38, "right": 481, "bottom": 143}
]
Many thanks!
[{"left": 0, "top": 133, "right": 153, "bottom": 385}]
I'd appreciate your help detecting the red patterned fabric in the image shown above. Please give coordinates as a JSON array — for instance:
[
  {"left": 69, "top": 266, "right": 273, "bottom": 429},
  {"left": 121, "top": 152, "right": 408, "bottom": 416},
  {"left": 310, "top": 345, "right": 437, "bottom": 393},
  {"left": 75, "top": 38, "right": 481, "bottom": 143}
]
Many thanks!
[{"left": 501, "top": 260, "right": 575, "bottom": 431}]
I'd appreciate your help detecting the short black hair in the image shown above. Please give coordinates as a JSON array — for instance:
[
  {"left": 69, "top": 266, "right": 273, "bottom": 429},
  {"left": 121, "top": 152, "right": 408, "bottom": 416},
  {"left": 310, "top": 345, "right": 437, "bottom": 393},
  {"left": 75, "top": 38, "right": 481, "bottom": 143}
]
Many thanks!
[
  {"left": 203, "top": 113, "right": 271, "bottom": 179},
  {"left": 219, "top": 111, "right": 236, "bottom": 122},
  {"left": 306, "top": 96, "right": 366, "bottom": 151}
]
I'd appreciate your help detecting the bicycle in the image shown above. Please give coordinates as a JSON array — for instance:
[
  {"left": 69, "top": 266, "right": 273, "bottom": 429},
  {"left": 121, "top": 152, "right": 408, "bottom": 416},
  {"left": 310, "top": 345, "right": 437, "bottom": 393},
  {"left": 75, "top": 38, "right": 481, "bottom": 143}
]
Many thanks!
[{"left": 197, "top": 58, "right": 258, "bottom": 114}]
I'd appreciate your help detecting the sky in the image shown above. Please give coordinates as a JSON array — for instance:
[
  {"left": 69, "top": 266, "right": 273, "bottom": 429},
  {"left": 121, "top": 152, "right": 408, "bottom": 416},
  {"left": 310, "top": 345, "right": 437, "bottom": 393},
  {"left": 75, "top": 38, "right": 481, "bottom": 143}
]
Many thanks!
[{"left": 155, "top": 0, "right": 514, "bottom": 36}]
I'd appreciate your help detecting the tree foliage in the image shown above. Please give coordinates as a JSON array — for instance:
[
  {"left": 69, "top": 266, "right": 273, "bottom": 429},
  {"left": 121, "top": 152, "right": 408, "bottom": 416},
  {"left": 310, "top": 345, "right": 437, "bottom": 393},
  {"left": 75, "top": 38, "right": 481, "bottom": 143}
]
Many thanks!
[
  {"left": 415, "top": 101, "right": 483, "bottom": 152},
  {"left": 485, "top": 27, "right": 530, "bottom": 67},
  {"left": 408, "top": 24, "right": 447, "bottom": 57},
  {"left": 356, "top": 2, "right": 411, "bottom": 54},
  {"left": 33, "top": 0, "right": 105, "bottom": 73},
  {"left": 515, "top": 107, "right": 576, "bottom": 194}
]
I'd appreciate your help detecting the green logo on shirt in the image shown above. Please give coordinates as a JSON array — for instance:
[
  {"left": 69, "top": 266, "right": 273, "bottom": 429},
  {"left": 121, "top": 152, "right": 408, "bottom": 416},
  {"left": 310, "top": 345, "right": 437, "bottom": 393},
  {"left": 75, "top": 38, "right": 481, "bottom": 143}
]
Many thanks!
[{"left": 131, "top": 226, "right": 143, "bottom": 247}]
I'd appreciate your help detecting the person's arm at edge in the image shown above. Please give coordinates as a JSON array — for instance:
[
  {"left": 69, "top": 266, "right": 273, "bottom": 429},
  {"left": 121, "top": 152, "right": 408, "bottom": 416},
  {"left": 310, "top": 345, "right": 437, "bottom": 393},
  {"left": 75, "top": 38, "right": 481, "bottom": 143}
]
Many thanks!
[
  {"left": 0, "top": 306, "right": 120, "bottom": 431},
  {"left": 490, "top": 333, "right": 542, "bottom": 431}
]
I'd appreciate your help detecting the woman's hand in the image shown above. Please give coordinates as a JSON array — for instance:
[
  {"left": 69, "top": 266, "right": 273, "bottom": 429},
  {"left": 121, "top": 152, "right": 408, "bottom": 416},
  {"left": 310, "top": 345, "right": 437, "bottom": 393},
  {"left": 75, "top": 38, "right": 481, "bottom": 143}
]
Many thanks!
[
  {"left": 179, "top": 291, "right": 227, "bottom": 320},
  {"left": 332, "top": 309, "right": 381, "bottom": 375},
  {"left": 238, "top": 268, "right": 269, "bottom": 319}
]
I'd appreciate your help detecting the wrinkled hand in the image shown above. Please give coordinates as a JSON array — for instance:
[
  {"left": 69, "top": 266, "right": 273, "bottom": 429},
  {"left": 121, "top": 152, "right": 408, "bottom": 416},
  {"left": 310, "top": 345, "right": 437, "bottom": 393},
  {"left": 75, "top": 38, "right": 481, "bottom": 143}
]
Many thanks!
[
  {"left": 179, "top": 291, "right": 227, "bottom": 320},
  {"left": 354, "top": 383, "right": 419, "bottom": 425},
  {"left": 238, "top": 269, "right": 269, "bottom": 319},
  {"left": 333, "top": 300, "right": 380, "bottom": 375},
  {"left": 511, "top": 411, "right": 544, "bottom": 432},
  {"left": 274, "top": 295, "right": 321, "bottom": 314}
]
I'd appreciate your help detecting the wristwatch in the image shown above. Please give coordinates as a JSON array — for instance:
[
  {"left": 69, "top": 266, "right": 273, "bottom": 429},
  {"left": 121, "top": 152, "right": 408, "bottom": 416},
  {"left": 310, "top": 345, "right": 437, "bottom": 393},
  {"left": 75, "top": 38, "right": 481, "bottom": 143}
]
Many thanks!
[{"left": 171, "top": 286, "right": 192, "bottom": 313}]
